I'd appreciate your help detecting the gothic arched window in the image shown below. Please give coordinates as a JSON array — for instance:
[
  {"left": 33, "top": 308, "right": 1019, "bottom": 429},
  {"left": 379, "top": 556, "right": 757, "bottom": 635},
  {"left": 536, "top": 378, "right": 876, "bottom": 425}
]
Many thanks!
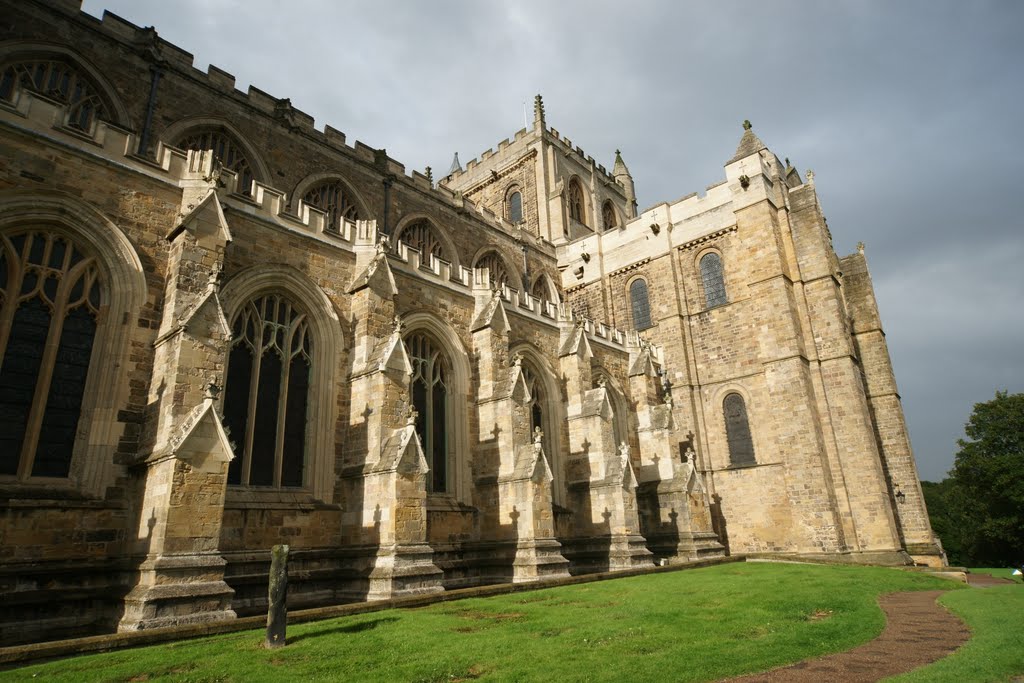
[
  {"left": 629, "top": 278, "right": 652, "bottom": 331},
  {"left": 223, "top": 294, "right": 312, "bottom": 488},
  {"left": 507, "top": 189, "right": 523, "bottom": 224},
  {"left": 303, "top": 181, "right": 361, "bottom": 230},
  {"left": 475, "top": 251, "right": 509, "bottom": 290},
  {"left": 176, "top": 128, "right": 256, "bottom": 196},
  {"left": 0, "top": 58, "right": 111, "bottom": 131},
  {"left": 602, "top": 201, "right": 617, "bottom": 231},
  {"left": 405, "top": 332, "right": 451, "bottom": 493},
  {"left": 700, "top": 252, "right": 727, "bottom": 308},
  {"left": 724, "top": 393, "right": 755, "bottom": 467},
  {"left": 397, "top": 219, "right": 447, "bottom": 265},
  {"left": 568, "top": 178, "right": 586, "bottom": 225},
  {"left": 0, "top": 230, "right": 102, "bottom": 479}
]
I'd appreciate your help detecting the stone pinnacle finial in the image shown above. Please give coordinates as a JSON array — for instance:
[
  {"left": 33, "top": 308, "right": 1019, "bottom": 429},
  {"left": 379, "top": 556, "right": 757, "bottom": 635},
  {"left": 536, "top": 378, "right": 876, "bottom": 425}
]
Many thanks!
[
  {"left": 534, "top": 94, "right": 545, "bottom": 127},
  {"left": 857, "top": 241, "right": 865, "bottom": 255},
  {"left": 393, "top": 315, "right": 404, "bottom": 335},
  {"left": 742, "top": 119, "right": 752, "bottom": 130},
  {"left": 448, "top": 152, "right": 462, "bottom": 175},
  {"left": 424, "top": 166, "right": 432, "bottom": 183},
  {"left": 405, "top": 405, "right": 418, "bottom": 427},
  {"left": 533, "top": 426, "right": 543, "bottom": 445}
]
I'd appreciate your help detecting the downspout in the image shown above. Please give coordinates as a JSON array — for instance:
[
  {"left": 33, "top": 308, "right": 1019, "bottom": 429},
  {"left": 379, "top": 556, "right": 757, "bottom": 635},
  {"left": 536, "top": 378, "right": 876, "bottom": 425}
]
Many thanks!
[{"left": 137, "top": 64, "right": 163, "bottom": 157}]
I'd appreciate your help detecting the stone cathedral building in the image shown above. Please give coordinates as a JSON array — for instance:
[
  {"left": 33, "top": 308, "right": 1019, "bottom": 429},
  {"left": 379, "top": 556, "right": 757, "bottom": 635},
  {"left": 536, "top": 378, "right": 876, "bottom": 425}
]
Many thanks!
[{"left": 0, "top": 1, "right": 942, "bottom": 644}]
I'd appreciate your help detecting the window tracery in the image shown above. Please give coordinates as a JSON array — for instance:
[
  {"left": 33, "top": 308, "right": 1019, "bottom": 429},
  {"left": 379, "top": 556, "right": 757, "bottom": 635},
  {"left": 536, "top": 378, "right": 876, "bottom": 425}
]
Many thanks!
[
  {"left": 303, "top": 181, "right": 360, "bottom": 229},
  {"left": 475, "top": 251, "right": 509, "bottom": 290},
  {"left": 0, "top": 58, "right": 111, "bottom": 131},
  {"left": 223, "top": 294, "right": 311, "bottom": 488},
  {"left": 397, "top": 219, "right": 447, "bottom": 265},
  {"left": 175, "top": 128, "right": 256, "bottom": 196},
  {"left": 507, "top": 189, "right": 523, "bottom": 224},
  {"left": 0, "top": 230, "right": 101, "bottom": 479},
  {"left": 404, "top": 331, "right": 450, "bottom": 493},
  {"left": 568, "top": 178, "right": 586, "bottom": 225},
  {"left": 602, "top": 200, "right": 616, "bottom": 231}
]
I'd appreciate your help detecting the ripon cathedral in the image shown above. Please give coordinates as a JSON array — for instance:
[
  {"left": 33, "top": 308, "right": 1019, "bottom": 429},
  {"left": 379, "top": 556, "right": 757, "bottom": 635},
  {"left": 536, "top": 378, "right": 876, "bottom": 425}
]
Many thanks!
[{"left": 0, "top": 0, "right": 943, "bottom": 644}]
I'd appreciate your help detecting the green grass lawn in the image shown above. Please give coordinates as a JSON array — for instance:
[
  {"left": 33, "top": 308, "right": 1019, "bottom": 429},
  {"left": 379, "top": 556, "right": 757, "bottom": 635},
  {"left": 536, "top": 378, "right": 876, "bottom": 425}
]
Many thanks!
[
  {"left": 0, "top": 563, "right": 994, "bottom": 683},
  {"left": 967, "top": 567, "right": 1023, "bottom": 583}
]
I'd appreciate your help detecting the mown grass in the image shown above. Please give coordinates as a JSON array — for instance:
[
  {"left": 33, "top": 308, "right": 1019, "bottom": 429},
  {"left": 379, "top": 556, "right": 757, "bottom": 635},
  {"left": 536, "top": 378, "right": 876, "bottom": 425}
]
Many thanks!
[
  {"left": 1, "top": 563, "right": 965, "bottom": 683},
  {"left": 887, "top": 582, "right": 1024, "bottom": 682},
  {"left": 967, "top": 566, "right": 1023, "bottom": 583}
]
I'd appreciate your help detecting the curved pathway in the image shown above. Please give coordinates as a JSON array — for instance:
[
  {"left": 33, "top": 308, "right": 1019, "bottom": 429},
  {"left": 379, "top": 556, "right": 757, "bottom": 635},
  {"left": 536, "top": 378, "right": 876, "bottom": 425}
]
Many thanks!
[{"left": 727, "top": 590, "right": 970, "bottom": 682}]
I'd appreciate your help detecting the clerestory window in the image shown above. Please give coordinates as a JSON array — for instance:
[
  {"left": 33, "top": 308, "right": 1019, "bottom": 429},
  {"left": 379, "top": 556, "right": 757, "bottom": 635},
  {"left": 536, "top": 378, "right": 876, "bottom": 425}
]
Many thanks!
[
  {"left": 475, "top": 251, "right": 509, "bottom": 290},
  {"left": 397, "top": 219, "right": 447, "bottom": 265},
  {"left": 176, "top": 128, "right": 256, "bottom": 196},
  {"left": 223, "top": 294, "right": 312, "bottom": 488},
  {"left": 0, "top": 230, "right": 102, "bottom": 479},
  {"left": 303, "top": 181, "right": 361, "bottom": 230},
  {"left": 0, "top": 58, "right": 111, "bottom": 131}
]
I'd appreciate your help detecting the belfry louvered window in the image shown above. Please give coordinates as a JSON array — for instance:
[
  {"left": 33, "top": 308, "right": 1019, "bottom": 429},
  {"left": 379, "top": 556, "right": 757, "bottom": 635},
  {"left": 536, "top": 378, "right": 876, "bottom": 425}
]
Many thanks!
[
  {"left": 0, "top": 59, "right": 111, "bottom": 131},
  {"left": 602, "top": 201, "right": 616, "bottom": 230},
  {"left": 568, "top": 178, "right": 586, "bottom": 225},
  {"left": 176, "top": 128, "right": 255, "bottom": 196},
  {"left": 405, "top": 332, "right": 450, "bottom": 493},
  {"left": 223, "top": 294, "right": 311, "bottom": 488},
  {"left": 398, "top": 220, "right": 447, "bottom": 265},
  {"left": 303, "top": 182, "right": 360, "bottom": 230},
  {"left": 700, "top": 252, "right": 727, "bottom": 308},
  {"left": 724, "top": 393, "right": 755, "bottom": 467},
  {"left": 507, "top": 190, "right": 523, "bottom": 224},
  {"left": 629, "top": 278, "right": 652, "bottom": 331},
  {"left": 0, "top": 230, "right": 101, "bottom": 479}
]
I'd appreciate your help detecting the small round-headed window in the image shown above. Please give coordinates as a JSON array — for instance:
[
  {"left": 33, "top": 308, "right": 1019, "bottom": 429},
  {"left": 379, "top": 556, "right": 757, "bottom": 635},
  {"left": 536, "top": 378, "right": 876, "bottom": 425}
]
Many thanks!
[
  {"left": 700, "top": 252, "right": 727, "bottom": 308},
  {"left": 507, "top": 188, "right": 523, "bottom": 224},
  {"left": 629, "top": 278, "right": 653, "bottom": 331},
  {"left": 723, "top": 393, "right": 755, "bottom": 467}
]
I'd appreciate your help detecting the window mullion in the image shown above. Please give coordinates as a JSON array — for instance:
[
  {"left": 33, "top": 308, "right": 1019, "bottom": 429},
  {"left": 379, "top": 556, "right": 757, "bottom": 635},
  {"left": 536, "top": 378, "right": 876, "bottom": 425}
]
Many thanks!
[
  {"left": 241, "top": 325, "right": 263, "bottom": 486},
  {"left": 273, "top": 332, "right": 293, "bottom": 488},
  {"left": 17, "top": 297, "right": 67, "bottom": 479}
]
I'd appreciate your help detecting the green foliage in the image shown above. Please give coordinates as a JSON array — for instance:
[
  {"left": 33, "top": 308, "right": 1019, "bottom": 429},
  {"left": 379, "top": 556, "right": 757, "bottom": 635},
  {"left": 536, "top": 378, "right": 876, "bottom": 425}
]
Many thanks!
[
  {"left": 888, "top": 583, "right": 1024, "bottom": 682},
  {"left": 0, "top": 564, "right": 959, "bottom": 683},
  {"left": 928, "top": 391, "right": 1024, "bottom": 566}
]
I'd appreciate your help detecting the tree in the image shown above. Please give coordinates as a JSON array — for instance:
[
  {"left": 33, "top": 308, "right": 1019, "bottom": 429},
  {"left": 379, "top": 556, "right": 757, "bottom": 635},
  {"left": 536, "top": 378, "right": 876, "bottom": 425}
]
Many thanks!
[{"left": 943, "top": 391, "right": 1024, "bottom": 566}]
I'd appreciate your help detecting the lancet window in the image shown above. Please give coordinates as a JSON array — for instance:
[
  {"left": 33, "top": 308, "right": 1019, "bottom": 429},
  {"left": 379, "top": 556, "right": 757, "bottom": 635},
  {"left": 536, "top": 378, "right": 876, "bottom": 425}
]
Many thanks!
[
  {"left": 602, "top": 200, "right": 617, "bottom": 231},
  {"left": 0, "top": 230, "right": 102, "bottom": 479},
  {"left": 0, "top": 58, "right": 111, "bottom": 130},
  {"left": 176, "top": 128, "right": 256, "bottom": 195},
  {"left": 724, "top": 393, "right": 755, "bottom": 467},
  {"left": 568, "top": 178, "right": 586, "bottom": 225},
  {"left": 303, "top": 181, "right": 361, "bottom": 230},
  {"left": 405, "top": 332, "right": 450, "bottom": 493},
  {"left": 629, "top": 278, "right": 653, "bottom": 330},
  {"left": 223, "top": 294, "right": 312, "bottom": 488},
  {"left": 700, "top": 252, "right": 728, "bottom": 308}
]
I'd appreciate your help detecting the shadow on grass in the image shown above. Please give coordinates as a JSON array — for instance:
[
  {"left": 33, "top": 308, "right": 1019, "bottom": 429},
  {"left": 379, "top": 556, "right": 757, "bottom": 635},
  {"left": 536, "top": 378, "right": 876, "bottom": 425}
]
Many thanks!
[{"left": 288, "top": 616, "right": 400, "bottom": 644}]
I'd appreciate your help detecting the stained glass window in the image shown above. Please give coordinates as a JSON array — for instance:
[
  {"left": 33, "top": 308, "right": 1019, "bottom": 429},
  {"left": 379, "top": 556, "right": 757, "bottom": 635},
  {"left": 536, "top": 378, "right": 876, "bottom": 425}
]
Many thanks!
[
  {"left": 176, "top": 128, "right": 256, "bottom": 195},
  {"left": 630, "top": 279, "right": 652, "bottom": 330},
  {"left": 724, "top": 393, "right": 755, "bottom": 467},
  {"left": 0, "top": 59, "right": 111, "bottom": 131},
  {"left": 303, "top": 181, "right": 360, "bottom": 230},
  {"left": 700, "top": 252, "right": 727, "bottom": 308},
  {"left": 0, "top": 230, "right": 101, "bottom": 479},
  {"left": 223, "top": 294, "right": 311, "bottom": 488},
  {"left": 405, "top": 332, "right": 449, "bottom": 493}
]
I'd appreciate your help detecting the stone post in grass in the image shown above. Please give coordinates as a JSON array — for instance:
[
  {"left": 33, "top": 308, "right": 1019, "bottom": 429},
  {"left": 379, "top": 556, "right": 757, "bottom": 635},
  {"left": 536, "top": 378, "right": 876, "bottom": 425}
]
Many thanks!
[{"left": 265, "top": 544, "right": 289, "bottom": 649}]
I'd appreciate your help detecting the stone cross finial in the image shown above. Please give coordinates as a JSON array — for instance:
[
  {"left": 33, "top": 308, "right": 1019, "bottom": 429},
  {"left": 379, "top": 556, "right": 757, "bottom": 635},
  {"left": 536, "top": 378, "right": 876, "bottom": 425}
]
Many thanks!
[
  {"left": 618, "top": 441, "right": 630, "bottom": 459},
  {"left": 393, "top": 315, "right": 404, "bottom": 335},
  {"left": 405, "top": 405, "right": 418, "bottom": 426},
  {"left": 205, "top": 382, "right": 221, "bottom": 400},
  {"left": 512, "top": 352, "right": 523, "bottom": 367},
  {"left": 533, "top": 426, "right": 543, "bottom": 445},
  {"left": 425, "top": 166, "right": 433, "bottom": 183},
  {"left": 375, "top": 233, "right": 391, "bottom": 254},
  {"left": 742, "top": 119, "right": 752, "bottom": 131},
  {"left": 857, "top": 241, "right": 865, "bottom": 255},
  {"left": 806, "top": 169, "right": 815, "bottom": 182},
  {"left": 597, "top": 377, "right": 607, "bottom": 389}
]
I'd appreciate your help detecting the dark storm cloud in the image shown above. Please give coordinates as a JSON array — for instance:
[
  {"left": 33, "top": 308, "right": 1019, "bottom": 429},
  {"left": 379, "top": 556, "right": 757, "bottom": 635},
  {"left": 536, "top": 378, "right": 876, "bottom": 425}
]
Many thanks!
[{"left": 81, "top": 0, "right": 1024, "bottom": 480}]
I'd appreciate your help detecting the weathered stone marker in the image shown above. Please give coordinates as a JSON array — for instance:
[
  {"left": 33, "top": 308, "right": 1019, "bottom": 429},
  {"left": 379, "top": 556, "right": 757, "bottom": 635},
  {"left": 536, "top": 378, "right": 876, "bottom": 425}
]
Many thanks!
[{"left": 265, "top": 544, "right": 289, "bottom": 649}]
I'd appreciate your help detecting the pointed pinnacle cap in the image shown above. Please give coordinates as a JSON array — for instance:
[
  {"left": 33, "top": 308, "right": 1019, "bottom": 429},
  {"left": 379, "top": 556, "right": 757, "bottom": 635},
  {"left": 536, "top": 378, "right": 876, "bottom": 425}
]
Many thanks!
[
  {"left": 613, "top": 149, "right": 631, "bottom": 177},
  {"left": 448, "top": 152, "right": 462, "bottom": 175},
  {"left": 728, "top": 120, "right": 767, "bottom": 164}
]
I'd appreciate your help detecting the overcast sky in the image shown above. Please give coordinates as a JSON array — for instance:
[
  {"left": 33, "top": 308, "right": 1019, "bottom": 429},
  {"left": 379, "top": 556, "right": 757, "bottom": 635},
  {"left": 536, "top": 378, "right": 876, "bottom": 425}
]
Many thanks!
[{"left": 80, "top": 0, "right": 1024, "bottom": 481}]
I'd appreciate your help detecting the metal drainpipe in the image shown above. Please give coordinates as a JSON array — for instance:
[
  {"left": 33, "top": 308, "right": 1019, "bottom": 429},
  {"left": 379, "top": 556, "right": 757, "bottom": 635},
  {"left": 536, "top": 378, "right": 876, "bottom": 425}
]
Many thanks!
[
  {"left": 137, "top": 64, "right": 163, "bottom": 157},
  {"left": 382, "top": 176, "right": 393, "bottom": 237}
]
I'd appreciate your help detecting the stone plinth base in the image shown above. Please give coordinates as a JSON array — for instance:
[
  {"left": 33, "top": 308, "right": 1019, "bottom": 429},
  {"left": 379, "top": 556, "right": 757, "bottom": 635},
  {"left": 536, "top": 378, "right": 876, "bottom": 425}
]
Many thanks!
[
  {"left": 512, "top": 538, "right": 571, "bottom": 583},
  {"left": 562, "top": 534, "right": 654, "bottom": 575},
  {"left": 647, "top": 530, "right": 726, "bottom": 563},
  {"left": 366, "top": 543, "right": 444, "bottom": 601},
  {"left": 118, "top": 554, "right": 236, "bottom": 631}
]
